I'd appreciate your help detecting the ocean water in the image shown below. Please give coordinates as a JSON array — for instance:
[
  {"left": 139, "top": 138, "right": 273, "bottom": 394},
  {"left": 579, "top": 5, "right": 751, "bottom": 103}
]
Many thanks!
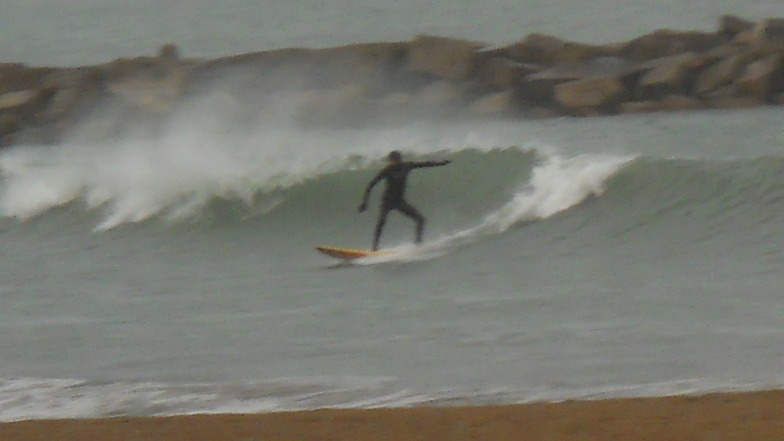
[{"left": 1, "top": 0, "right": 784, "bottom": 422}]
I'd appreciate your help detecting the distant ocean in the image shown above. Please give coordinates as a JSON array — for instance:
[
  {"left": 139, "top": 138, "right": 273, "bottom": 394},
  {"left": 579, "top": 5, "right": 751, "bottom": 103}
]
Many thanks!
[{"left": 1, "top": 0, "right": 783, "bottom": 422}]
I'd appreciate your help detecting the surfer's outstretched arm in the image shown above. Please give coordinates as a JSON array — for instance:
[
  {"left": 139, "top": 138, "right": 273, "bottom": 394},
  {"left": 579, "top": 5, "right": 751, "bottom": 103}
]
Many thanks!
[
  {"left": 358, "top": 168, "right": 386, "bottom": 212},
  {"left": 411, "top": 160, "right": 451, "bottom": 169}
]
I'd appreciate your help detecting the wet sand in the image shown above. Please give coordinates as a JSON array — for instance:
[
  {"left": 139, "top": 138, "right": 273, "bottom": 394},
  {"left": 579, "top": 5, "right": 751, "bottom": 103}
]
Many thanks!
[{"left": 1, "top": 390, "right": 782, "bottom": 441}]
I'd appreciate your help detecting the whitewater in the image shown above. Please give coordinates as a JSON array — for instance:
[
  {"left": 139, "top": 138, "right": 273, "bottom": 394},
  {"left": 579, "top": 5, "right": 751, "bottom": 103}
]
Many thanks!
[{"left": 1, "top": 0, "right": 783, "bottom": 422}]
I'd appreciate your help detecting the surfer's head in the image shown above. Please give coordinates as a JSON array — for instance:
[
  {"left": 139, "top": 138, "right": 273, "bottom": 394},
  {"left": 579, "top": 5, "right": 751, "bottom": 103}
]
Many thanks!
[{"left": 387, "top": 150, "right": 402, "bottom": 163}]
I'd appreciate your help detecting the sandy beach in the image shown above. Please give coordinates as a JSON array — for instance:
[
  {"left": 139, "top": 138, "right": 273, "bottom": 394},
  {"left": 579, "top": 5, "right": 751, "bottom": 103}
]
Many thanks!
[{"left": 1, "top": 390, "right": 781, "bottom": 441}]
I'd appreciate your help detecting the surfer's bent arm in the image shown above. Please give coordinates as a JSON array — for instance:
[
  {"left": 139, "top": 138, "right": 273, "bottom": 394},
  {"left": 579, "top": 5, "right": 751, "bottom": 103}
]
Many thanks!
[{"left": 358, "top": 169, "right": 385, "bottom": 212}]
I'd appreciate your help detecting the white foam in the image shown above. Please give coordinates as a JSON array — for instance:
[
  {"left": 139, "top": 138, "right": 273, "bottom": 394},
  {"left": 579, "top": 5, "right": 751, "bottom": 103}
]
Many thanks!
[
  {"left": 0, "top": 376, "right": 416, "bottom": 422},
  {"left": 0, "top": 131, "right": 337, "bottom": 229},
  {"left": 482, "top": 153, "right": 632, "bottom": 232},
  {"left": 0, "top": 113, "right": 493, "bottom": 230},
  {"left": 3, "top": 375, "right": 781, "bottom": 422}
]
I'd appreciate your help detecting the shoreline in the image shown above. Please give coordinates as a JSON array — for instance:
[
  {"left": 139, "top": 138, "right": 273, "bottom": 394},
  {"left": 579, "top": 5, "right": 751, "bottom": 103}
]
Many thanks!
[{"left": 1, "top": 389, "right": 782, "bottom": 441}]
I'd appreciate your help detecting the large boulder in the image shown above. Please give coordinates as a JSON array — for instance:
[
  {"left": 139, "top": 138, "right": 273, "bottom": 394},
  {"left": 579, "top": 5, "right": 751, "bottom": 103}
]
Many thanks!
[
  {"left": 505, "top": 33, "right": 562, "bottom": 64},
  {"left": 506, "top": 33, "right": 604, "bottom": 65},
  {"left": 554, "top": 77, "right": 625, "bottom": 112},
  {"left": 760, "top": 18, "right": 784, "bottom": 45},
  {"left": 520, "top": 56, "right": 637, "bottom": 107},
  {"left": 0, "top": 90, "right": 40, "bottom": 111},
  {"left": 695, "top": 55, "right": 746, "bottom": 95},
  {"left": 0, "top": 87, "right": 60, "bottom": 145},
  {"left": 618, "top": 29, "right": 725, "bottom": 61},
  {"left": 473, "top": 57, "right": 533, "bottom": 89},
  {"left": 718, "top": 15, "right": 755, "bottom": 38},
  {"left": 528, "top": 56, "right": 638, "bottom": 81},
  {"left": 0, "top": 87, "right": 55, "bottom": 121},
  {"left": 36, "top": 68, "right": 106, "bottom": 123},
  {"left": 637, "top": 52, "right": 707, "bottom": 99},
  {"left": 734, "top": 54, "right": 784, "bottom": 101},
  {"left": 736, "top": 19, "right": 784, "bottom": 51},
  {"left": 0, "top": 65, "right": 52, "bottom": 95},
  {"left": 407, "top": 35, "right": 483, "bottom": 82},
  {"left": 516, "top": 76, "right": 562, "bottom": 106}
]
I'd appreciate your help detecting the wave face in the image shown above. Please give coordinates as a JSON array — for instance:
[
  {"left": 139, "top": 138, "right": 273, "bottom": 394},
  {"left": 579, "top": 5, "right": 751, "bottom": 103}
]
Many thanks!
[
  {"left": 6, "top": 136, "right": 784, "bottom": 255},
  {"left": 582, "top": 156, "right": 784, "bottom": 249}
]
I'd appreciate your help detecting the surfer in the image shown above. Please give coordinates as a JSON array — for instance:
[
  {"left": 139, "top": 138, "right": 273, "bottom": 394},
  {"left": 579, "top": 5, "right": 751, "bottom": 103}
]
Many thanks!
[{"left": 358, "top": 150, "right": 451, "bottom": 250}]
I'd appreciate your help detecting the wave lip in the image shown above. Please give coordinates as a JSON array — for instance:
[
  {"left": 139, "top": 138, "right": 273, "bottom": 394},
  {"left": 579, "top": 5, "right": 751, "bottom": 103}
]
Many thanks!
[
  {"left": 481, "top": 153, "right": 632, "bottom": 232},
  {"left": 2, "top": 138, "right": 623, "bottom": 232}
]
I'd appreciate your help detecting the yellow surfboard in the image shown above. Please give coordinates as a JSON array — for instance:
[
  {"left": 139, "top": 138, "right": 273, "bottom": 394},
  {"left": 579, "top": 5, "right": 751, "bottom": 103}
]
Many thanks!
[{"left": 315, "top": 246, "right": 394, "bottom": 260}]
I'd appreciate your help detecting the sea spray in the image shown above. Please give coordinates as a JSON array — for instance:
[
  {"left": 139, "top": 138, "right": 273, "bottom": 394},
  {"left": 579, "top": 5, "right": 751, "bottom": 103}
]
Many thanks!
[
  {"left": 433, "top": 153, "right": 631, "bottom": 249},
  {"left": 483, "top": 153, "right": 633, "bottom": 232},
  {"left": 0, "top": 123, "right": 367, "bottom": 229}
]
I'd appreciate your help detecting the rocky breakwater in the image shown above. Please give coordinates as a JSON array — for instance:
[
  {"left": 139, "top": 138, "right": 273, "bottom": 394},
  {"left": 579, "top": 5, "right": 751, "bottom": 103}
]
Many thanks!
[
  {"left": 0, "top": 44, "right": 188, "bottom": 147},
  {"left": 2, "top": 15, "right": 784, "bottom": 147}
]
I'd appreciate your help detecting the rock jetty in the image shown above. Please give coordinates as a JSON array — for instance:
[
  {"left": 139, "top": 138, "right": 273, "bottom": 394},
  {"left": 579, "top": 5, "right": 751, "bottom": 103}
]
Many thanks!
[{"left": 2, "top": 15, "right": 784, "bottom": 147}]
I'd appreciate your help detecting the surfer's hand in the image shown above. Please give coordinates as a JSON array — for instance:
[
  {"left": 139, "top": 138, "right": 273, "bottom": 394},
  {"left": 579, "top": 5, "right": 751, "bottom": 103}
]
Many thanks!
[{"left": 358, "top": 203, "right": 367, "bottom": 213}]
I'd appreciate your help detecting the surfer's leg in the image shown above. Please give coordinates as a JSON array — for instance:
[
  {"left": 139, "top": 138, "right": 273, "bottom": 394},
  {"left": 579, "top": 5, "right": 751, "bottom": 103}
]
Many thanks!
[
  {"left": 398, "top": 201, "right": 425, "bottom": 244},
  {"left": 373, "top": 206, "right": 391, "bottom": 250}
]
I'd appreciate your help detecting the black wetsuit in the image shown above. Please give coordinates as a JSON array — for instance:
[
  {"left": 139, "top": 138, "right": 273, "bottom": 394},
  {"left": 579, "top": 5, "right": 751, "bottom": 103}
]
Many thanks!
[{"left": 359, "top": 160, "right": 450, "bottom": 250}]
